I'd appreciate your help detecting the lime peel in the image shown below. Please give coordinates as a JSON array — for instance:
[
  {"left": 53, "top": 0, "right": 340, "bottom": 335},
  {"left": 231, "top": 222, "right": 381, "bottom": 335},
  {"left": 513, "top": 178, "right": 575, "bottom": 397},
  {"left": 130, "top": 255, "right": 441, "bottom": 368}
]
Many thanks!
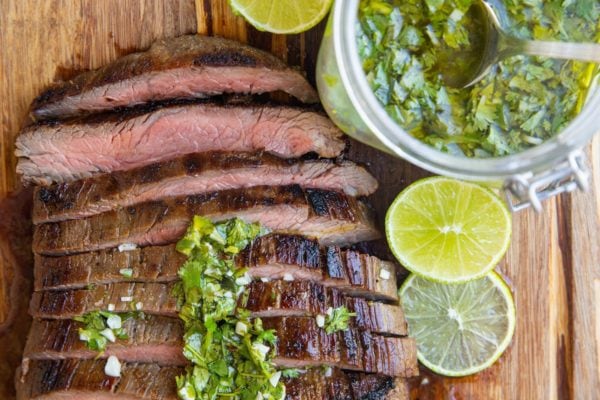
[
  {"left": 385, "top": 176, "right": 511, "bottom": 283},
  {"left": 400, "top": 272, "right": 516, "bottom": 377},
  {"left": 229, "top": 0, "right": 333, "bottom": 34}
]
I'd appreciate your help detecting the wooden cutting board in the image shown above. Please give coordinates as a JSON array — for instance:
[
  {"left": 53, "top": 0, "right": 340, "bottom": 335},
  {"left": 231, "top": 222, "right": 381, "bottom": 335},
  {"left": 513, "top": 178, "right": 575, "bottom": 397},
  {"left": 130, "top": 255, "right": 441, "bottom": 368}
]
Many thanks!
[{"left": 1, "top": 1, "right": 599, "bottom": 398}]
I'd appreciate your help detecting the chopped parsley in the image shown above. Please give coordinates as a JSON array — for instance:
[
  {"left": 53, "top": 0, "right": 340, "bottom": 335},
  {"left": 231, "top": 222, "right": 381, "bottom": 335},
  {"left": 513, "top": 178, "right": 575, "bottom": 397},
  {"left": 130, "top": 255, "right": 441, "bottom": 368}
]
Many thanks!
[
  {"left": 357, "top": 0, "right": 599, "bottom": 157},
  {"left": 74, "top": 311, "right": 129, "bottom": 352},
  {"left": 174, "top": 216, "right": 288, "bottom": 400},
  {"left": 324, "top": 306, "right": 356, "bottom": 334}
]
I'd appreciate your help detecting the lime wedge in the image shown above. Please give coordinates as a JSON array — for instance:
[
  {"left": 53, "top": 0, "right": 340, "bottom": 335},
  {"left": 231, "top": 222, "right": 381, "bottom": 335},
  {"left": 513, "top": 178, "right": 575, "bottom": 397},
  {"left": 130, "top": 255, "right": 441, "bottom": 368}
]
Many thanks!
[
  {"left": 400, "top": 272, "right": 516, "bottom": 377},
  {"left": 385, "top": 177, "right": 511, "bottom": 283},
  {"left": 229, "top": 0, "right": 333, "bottom": 34}
]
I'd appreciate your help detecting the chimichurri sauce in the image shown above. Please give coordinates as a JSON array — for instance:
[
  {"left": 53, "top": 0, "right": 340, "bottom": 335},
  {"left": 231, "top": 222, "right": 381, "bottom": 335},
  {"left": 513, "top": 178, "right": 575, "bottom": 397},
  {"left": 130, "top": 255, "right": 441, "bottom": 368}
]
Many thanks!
[{"left": 357, "top": 0, "right": 600, "bottom": 157}]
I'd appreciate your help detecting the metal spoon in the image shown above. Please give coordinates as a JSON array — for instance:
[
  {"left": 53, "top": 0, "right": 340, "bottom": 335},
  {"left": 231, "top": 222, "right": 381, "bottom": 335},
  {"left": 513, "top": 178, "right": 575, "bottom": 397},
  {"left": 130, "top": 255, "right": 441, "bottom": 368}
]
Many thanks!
[{"left": 443, "top": 0, "right": 600, "bottom": 88}]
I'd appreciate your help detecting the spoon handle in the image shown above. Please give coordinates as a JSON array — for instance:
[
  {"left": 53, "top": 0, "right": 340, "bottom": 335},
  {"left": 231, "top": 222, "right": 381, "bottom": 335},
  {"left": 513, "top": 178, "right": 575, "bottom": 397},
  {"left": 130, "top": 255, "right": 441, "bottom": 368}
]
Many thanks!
[{"left": 521, "top": 40, "right": 600, "bottom": 64}]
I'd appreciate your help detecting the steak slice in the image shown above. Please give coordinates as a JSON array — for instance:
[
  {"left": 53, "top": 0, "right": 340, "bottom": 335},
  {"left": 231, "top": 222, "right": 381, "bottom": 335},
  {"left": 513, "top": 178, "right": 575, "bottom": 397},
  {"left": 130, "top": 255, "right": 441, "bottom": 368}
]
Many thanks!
[
  {"left": 243, "top": 280, "right": 407, "bottom": 336},
  {"left": 33, "top": 152, "right": 378, "bottom": 224},
  {"left": 29, "top": 282, "right": 180, "bottom": 319},
  {"left": 242, "top": 235, "right": 399, "bottom": 302},
  {"left": 17, "top": 360, "right": 402, "bottom": 400},
  {"left": 29, "top": 35, "right": 318, "bottom": 121},
  {"left": 16, "top": 103, "right": 345, "bottom": 186},
  {"left": 262, "top": 317, "right": 418, "bottom": 377},
  {"left": 34, "top": 235, "right": 397, "bottom": 301},
  {"left": 23, "top": 316, "right": 185, "bottom": 366},
  {"left": 29, "top": 281, "right": 402, "bottom": 336},
  {"left": 33, "top": 186, "right": 380, "bottom": 255},
  {"left": 16, "top": 359, "right": 180, "bottom": 400},
  {"left": 284, "top": 368, "right": 409, "bottom": 400}
]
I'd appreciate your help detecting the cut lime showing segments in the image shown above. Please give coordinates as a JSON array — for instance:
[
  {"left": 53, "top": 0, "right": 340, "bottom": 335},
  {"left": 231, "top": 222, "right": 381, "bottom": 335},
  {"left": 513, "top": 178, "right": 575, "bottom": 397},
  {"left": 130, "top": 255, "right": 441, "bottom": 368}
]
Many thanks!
[
  {"left": 400, "top": 272, "right": 516, "bottom": 377},
  {"left": 385, "top": 177, "right": 511, "bottom": 283},
  {"left": 229, "top": 0, "right": 333, "bottom": 34}
]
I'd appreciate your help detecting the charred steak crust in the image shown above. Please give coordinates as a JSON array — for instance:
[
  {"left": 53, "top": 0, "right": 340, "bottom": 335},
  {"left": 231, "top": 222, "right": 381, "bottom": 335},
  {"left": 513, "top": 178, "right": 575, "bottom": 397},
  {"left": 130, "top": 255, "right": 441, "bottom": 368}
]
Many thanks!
[
  {"left": 16, "top": 359, "right": 181, "bottom": 400},
  {"left": 23, "top": 316, "right": 186, "bottom": 366},
  {"left": 17, "top": 360, "right": 401, "bottom": 400},
  {"left": 17, "top": 103, "right": 346, "bottom": 185},
  {"left": 34, "top": 234, "right": 397, "bottom": 302},
  {"left": 32, "top": 152, "right": 378, "bottom": 224},
  {"left": 29, "top": 279, "right": 404, "bottom": 336},
  {"left": 30, "top": 35, "right": 319, "bottom": 121},
  {"left": 32, "top": 186, "right": 380, "bottom": 255}
]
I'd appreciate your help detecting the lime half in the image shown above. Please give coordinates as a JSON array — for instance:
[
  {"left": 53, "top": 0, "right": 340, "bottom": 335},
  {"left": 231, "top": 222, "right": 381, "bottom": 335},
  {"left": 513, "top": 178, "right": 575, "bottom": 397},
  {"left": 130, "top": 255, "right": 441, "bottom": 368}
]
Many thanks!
[
  {"left": 386, "top": 177, "right": 511, "bottom": 283},
  {"left": 229, "top": 0, "right": 333, "bottom": 34},
  {"left": 400, "top": 272, "right": 516, "bottom": 377}
]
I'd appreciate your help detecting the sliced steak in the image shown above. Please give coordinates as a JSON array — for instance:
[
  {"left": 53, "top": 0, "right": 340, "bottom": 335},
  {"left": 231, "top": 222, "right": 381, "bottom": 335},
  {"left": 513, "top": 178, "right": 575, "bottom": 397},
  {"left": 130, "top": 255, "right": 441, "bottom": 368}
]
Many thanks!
[
  {"left": 16, "top": 359, "right": 180, "bottom": 400},
  {"left": 30, "top": 35, "right": 318, "bottom": 121},
  {"left": 29, "top": 282, "right": 180, "bottom": 319},
  {"left": 284, "top": 368, "right": 408, "bottom": 400},
  {"left": 262, "top": 317, "right": 418, "bottom": 377},
  {"left": 34, "top": 235, "right": 397, "bottom": 302},
  {"left": 16, "top": 103, "right": 345, "bottom": 185},
  {"left": 33, "top": 152, "right": 377, "bottom": 224},
  {"left": 243, "top": 235, "right": 399, "bottom": 302},
  {"left": 23, "top": 316, "right": 185, "bottom": 366},
  {"left": 18, "top": 360, "right": 402, "bottom": 400},
  {"left": 29, "top": 281, "right": 402, "bottom": 336},
  {"left": 33, "top": 186, "right": 380, "bottom": 255},
  {"left": 243, "top": 280, "right": 407, "bottom": 336}
]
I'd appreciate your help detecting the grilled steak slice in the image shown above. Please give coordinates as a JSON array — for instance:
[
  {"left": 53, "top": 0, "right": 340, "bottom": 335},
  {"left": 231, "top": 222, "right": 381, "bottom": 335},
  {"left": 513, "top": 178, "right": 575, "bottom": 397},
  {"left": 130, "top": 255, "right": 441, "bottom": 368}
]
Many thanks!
[
  {"left": 262, "top": 317, "right": 418, "bottom": 377},
  {"left": 34, "top": 235, "right": 397, "bottom": 301},
  {"left": 16, "top": 103, "right": 345, "bottom": 185},
  {"left": 18, "top": 360, "right": 402, "bottom": 400},
  {"left": 34, "top": 246, "right": 184, "bottom": 291},
  {"left": 29, "top": 281, "right": 402, "bottom": 335},
  {"left": 284, "top": 368, "right": 408, "bottom": 400},
  {"left": 23, "top": 316, "right": 185, "bottom": 365},
  {"left": 33, "top": 152, "right": 377, "bottom": 224},
  {"left": 243, "top": 280, "right": 407, "bottom": 336},
  {"left": 29, "top": 35, "right": 318, "bottom": 121},
  {"left": 29, "top": 282, "right": 179, "bottom": 319},
  {"left": 33, "top": 186, "right": 379, "bottom": 255},
  {"left": 16, "top": 359, "right": 180, "bottom": 400},
  {"left": 242, "top": 235, "right": 399, "bottom": 301}
]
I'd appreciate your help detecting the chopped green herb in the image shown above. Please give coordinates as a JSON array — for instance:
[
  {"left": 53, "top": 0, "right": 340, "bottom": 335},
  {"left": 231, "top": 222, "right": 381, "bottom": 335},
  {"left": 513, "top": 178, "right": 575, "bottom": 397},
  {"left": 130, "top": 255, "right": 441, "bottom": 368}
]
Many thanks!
[
  {"left": 119, "top": 268, "right": 133, "bottom": 278},
  {"left": 74, "top": 311, "right": 129, "bottom": 352},
  {"left": 357, "top": 0, "right": 600, "bottom": 156},
  {"left": 175, "top": 216, "right": 288, "bottom": 400},
  {"left": 324, "top": 306, "right": 356, "bottom": 334}
]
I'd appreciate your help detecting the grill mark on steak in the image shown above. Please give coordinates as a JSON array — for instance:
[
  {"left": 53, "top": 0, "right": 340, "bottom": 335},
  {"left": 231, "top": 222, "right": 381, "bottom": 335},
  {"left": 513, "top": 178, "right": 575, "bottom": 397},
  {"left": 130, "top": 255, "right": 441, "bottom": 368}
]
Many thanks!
[
  {"left": 17, "top": 103, "right": 344, "bottom": 185},
  {"left": 16, "top": 359, "right": 180, "bottom": 399},
  {"left": 284, "top": 369, "right": 409, "bottom": 400},
  {"left": 32, "top": 152, "right": 378, "bottom": 224},
  {"left": 242, "top": 280, "right": 407, "bottom": 336},
  {"left": 23, "top": 316, "right": 186, "bottom": 366},
  {"left": 32, "top": 186, "right": 380, "bottom": 255},
  {"left": 34, "top": 234, "right": 397, "bottom": 301},
  {"left": 30, "top": 35, "right": 318, "bottom": 121},
  {"left": 29, "top": 282, "right": 179, "bottom": 319},
  {"left": 29, "top": 280, "right": 402, "bottom": 335},
  {"left": 261, "top": 317, "right": 418, "bottom": 377},
  {"left": 17, "top": 360, "right": 402, "bottom": 400}
]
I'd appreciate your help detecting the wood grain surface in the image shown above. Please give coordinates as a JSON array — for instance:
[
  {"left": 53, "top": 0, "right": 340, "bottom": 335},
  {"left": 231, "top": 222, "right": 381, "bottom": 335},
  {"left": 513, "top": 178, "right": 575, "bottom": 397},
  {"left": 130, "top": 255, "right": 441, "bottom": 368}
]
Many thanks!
[{"left": 0, "top": 0, "right": 599, "bottom": 398}]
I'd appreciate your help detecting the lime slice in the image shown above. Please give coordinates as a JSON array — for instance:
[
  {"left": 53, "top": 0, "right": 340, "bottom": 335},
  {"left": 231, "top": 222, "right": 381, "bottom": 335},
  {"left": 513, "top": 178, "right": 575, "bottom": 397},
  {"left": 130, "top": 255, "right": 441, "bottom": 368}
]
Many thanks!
[
  {"left": 400, "top": 272, "right": 516, "bottom": 377},
  {"left": 229, "top": 0, "right": 333, "bottom": 34},
  {"left": 385, "top": 177, "right": 511, "bottom": 283}
]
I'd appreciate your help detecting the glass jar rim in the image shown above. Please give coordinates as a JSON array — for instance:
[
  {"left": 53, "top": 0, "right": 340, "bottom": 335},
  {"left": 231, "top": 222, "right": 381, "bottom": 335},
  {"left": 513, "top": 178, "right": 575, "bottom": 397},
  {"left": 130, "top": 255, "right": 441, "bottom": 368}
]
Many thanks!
[{"left": 333, "top": 0, "right": 600, "bottom": 181}]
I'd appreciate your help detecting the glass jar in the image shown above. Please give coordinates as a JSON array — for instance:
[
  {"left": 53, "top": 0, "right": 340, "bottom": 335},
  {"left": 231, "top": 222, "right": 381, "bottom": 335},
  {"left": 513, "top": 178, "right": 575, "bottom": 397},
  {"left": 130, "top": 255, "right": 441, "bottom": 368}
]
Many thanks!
[{"left": 316, "top": 0, "right": 600, "bottom": 211}]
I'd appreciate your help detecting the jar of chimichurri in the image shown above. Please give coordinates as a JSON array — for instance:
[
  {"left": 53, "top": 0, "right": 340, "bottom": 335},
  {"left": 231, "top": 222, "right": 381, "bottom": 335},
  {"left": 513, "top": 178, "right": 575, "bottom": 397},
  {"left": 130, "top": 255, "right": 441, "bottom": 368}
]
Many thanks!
[{"left": 316, "top": 0, "right": 600, "bottom": 211}]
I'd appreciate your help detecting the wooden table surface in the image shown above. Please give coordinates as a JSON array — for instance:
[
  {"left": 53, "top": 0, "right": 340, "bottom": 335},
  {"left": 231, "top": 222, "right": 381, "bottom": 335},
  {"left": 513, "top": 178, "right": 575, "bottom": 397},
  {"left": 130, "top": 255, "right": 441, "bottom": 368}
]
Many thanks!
[{"left": 1, "top": 1, "right": 599, "bottom": 398}]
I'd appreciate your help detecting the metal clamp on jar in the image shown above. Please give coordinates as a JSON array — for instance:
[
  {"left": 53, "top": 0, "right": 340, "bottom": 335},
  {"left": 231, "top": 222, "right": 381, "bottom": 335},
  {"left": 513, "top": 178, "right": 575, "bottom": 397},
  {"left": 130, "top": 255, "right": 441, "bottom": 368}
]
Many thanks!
[{"left": 317, "top": 0, "right": 600, "bottom": 212}]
